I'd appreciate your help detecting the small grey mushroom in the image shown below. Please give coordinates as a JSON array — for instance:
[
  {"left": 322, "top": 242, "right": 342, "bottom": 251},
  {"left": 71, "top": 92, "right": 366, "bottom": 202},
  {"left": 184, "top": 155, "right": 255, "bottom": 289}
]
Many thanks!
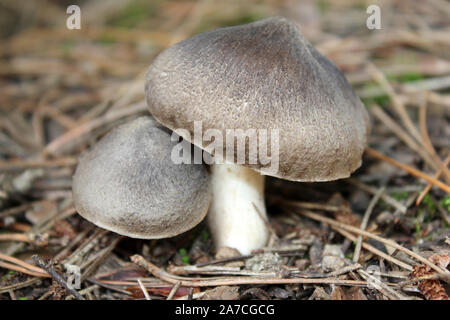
[
  {"left": 72, "top": 116, "right": 211, "bottom": 239},
  {"left": 145, "top": 17, "right": 370, "bottom": 253}
]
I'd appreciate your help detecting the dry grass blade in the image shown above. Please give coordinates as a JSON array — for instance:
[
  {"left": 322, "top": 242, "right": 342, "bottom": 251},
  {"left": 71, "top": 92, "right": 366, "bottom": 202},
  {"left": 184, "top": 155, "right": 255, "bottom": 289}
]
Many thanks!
[{"left": 0, "top": 157, "right": 77, "bottom": 172}]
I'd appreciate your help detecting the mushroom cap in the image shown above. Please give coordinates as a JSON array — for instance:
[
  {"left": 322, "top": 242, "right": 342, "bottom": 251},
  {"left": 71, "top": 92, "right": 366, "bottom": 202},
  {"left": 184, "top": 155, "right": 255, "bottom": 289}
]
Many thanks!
[
  {"left": 72, "top": 116, "right": 211, "bottom": 239},
  {"left": 145, "top": 17, "right": 370, "bottom": 182}
]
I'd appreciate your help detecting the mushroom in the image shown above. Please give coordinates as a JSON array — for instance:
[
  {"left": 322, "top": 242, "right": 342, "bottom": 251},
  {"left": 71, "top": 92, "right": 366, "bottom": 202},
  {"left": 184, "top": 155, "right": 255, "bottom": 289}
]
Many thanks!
[
  {"left": 72, "top": 116, "right": 211, "bottom": 239},
  {"left": 145, "top": 17, "right": 370, "bottom": 254}
]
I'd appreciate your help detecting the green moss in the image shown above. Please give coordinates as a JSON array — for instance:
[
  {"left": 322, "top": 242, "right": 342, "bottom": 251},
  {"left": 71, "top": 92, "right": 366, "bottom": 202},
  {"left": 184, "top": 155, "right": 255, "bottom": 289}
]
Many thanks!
[{"left": 17, "top": 297, "right": 28, "bottom": 300}]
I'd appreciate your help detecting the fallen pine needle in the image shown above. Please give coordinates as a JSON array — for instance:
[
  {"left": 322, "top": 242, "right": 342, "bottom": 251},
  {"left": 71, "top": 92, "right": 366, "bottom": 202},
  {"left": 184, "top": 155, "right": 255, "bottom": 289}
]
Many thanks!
[
  {"left": 0, "top": 260, "right": 49, "bottom": 278},
  {"left": 0, "top": 157, "right": 77, "bottom": 172},
  {"left": 418, "top": 98, "right": 450, "bottom": 184},
  {"left": 43, "top": 101, "right": 147, "bottom": 157},
  {"left": 365, "top": 148, "right": 450, "bottom": 194},
  {"left": 416, "top": 154, "right": 450, "bottom": 205},
  {"left": 367, "top": 63, "right": 424, "bottom": 144},
  {"left": 295, "top": 209, "right": 448, "bottom": 275},
  {"left": 130, "top": 255, "right": 368, "bottom": 287},
  {"left": 0, "top": 252, "right": 48, "bottom": 275},
  {"left": 333, "top": 227, "right": 413, "bottom": 271},
  {"left": 353, "top": 187, "right": 385, "bottom": 263},
  {"left": 166, "top": 281, "right": 181, "bottom": 300},
  {"left": 137, "top": 278, "right": 151, "bottom": 300}
]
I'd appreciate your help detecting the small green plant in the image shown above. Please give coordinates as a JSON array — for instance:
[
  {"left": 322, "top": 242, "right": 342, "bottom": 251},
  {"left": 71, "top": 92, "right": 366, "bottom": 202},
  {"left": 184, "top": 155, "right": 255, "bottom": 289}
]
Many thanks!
[
  {"left": 361, "top": 95, "right": 390, "bottom": 108},
  {"left": 422, "top": 194, "right": 436, "bottom": 215},
  {"left": 440, "top": 194, "right": 450, "bottom": 211},
  {"left": 1, "top": 270, "right": 14, "bottom": 281},
  {"left": 178, "top": 248, "right": 189, "bottom": 265},
  {"left": 414, "top": 220, "right": 422, "bottom": 240},
  {"left": 391, "top": 191, "right": 410, "bottom": 201},
  {"left": 387, "top": 72, "right": 425, "bottom": 83},
  {"left": 360, "top": 83, "right": 390, "bottom": 107},
  {"left": 201, "top": 230, "right": 210, "bottom": 242}
]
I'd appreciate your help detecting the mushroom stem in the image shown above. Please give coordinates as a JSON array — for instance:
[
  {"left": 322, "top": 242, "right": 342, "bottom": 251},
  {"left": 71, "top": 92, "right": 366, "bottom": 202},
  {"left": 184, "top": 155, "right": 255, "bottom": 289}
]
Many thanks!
[{"left": 207, "top": 163, "right": 269, "bottom": 254}]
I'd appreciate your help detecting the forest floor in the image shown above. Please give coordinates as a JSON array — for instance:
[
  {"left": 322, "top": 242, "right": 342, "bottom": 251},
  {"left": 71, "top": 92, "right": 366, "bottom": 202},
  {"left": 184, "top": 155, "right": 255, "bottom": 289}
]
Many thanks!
[{"left": 0, "top": 0, "right": 449, "bottom": 300}]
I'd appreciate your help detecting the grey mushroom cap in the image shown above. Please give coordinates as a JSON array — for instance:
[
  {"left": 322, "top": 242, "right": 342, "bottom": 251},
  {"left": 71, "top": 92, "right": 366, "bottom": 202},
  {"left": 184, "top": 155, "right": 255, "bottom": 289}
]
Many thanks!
[
  {"left": 145, "top": 17, "right": 370, "bottom": 182},
  {"left": 72, "top": 116, "right": 211, "bottom": 239}
]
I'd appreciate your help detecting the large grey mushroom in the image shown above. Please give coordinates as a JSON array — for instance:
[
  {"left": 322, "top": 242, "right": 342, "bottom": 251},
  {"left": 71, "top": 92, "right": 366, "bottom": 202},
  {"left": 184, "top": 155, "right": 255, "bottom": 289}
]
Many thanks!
[
  {"left": 72, "top": 116, "right": 211, "bottom": 239},
  {"left": 145, "top": 17, "right": 370, "bottom": 254}
]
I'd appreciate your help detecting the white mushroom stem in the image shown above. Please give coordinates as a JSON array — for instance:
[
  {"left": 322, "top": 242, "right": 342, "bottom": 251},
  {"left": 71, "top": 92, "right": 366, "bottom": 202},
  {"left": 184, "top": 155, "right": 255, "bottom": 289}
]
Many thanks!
[{"left": 207, "top": 163, "right": 269, "bottom": 255}]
